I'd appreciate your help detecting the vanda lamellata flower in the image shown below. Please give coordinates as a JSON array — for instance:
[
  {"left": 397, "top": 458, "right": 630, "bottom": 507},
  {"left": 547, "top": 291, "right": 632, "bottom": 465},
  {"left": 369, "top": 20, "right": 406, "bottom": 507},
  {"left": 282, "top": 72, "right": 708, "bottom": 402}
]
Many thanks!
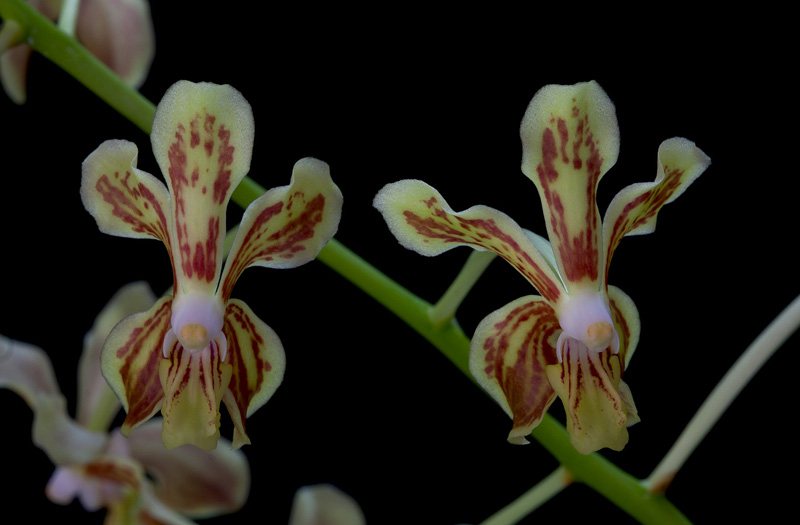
[
  {"left": 375, "top": 81, "right": 710, "bottom": 454},
  {"left": 81, "top": 80, "right": 342, "bottom": 450}
]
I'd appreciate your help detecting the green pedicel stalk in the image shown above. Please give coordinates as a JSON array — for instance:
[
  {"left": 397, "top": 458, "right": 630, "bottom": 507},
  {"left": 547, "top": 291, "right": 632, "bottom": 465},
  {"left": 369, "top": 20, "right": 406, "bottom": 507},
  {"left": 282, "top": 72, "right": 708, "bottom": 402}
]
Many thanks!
[{"left": 0, "top": 1, "right": 691, "bottom": 522}]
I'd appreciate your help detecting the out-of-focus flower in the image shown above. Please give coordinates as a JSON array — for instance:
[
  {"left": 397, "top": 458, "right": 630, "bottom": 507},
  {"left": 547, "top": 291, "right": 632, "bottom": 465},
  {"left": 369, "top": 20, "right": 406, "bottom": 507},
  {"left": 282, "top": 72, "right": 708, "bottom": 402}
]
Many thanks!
[
  {"left": 0, "top": 282, "right": 250, "bottom": 523},
  {"left": 0, "top": 0, "right": 155, "bottom": 104},
  {"left": 375, "top": 81, "right": 710, "bottom": 453},
  {"left": 288, "top": 484, "right": 366, "bottom": 525},
  {"left": 81, "top": 80, "right": 343, "bottom": 450}
]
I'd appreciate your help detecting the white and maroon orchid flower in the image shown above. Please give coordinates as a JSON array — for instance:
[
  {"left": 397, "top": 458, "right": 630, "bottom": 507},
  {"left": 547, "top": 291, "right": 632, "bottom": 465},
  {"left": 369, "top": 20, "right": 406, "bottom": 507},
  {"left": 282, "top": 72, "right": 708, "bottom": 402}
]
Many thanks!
[
  {"left": 0, "top": 0, "right": 154, "bottom": 104},
  {"left": 81, "top": 80, "right": 343, "bottom": 451},
  {"left": 0, "top": 282, "right": 250, "bottom": 523},
  {"left": 374, "top": 81, "right": 710, "bottom": 454}
]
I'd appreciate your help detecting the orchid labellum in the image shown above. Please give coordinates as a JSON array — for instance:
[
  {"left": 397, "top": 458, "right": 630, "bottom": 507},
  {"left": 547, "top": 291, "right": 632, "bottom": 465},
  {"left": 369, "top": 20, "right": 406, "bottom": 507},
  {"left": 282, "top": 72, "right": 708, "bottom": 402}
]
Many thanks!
[
  {"left": 375, "top": 81, "right": 710, "bottom": 454},
  {"left": 81, "top": 80, "right": 343, "bottom": 450}
]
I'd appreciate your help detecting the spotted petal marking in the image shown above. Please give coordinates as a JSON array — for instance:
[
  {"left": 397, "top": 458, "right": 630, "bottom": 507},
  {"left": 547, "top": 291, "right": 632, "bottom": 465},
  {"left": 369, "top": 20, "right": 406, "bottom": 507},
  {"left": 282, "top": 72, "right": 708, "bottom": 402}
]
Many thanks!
[
  {"left": 218, "top": 157, "right": 343, "bottom": 303},
  {"left": 521, "top": 81, "right": 620, "bottom": 292},
  {"left": 546, "top": 339, "right": 630, "bottom": 454},
  {"left": 151, "top": 81, "right": 255, "bottom": 296},
  {"left": 81, "top": 139, "right": 172, "bottom": 248},
  {"left": 159, "top": 339, "right": 233, "bottom": 451},
  {"left": 100, "top": 296, "right": 173, "bottom": 436},
  {"left": 469, "top": 296, "right": 560, "bottom": 444},
  {"left": 374, "top": 180, "right": 564, "bottom": 304},
  {"left": 222, "top": 299, "right": 286, "bottom": 449},
  {"left": 603, "top": 137, "right": 710, "bottom": 284}
]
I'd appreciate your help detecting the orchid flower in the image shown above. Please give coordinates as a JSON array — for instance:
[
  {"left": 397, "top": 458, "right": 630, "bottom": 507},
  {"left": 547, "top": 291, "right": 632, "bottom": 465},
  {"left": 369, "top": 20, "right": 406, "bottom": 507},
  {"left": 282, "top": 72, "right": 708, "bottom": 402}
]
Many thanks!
[
  {"left": 374, "top": 81, "right": 710, "bottom": 454},
  {"left": 0, "top": 0, "right": 154, "bottom": 104},
  {"left": 81, "top": 80, "right": 343, "bottom": 451},
  {"left": 0, "top": 282, "right": 250, "bottom": 523}
]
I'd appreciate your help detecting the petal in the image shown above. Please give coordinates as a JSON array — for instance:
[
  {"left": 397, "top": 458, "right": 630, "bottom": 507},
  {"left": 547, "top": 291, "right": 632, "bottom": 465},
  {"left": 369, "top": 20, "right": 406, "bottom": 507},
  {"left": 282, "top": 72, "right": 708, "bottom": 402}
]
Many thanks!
[
  {"left": 222, "top": 299, "right": 286, "bottom": 449},
  {"left": 218, "top": 157, "right": 343, "bottom": 302},
  {"left": 520, "top": 81, "right": 619, "bottom": 291},
  {"left": 75, "top": 0, "right": 155, "bottom": 89},
  {"left": 128, "top": 419, "right": 249, "bottom": 517},
  {"left": 374, "top": 180, "right": 565, "bottom": 304},
  {"left": 151, "top": 80, "right": 255, "bottom": 296},
  {"left": 602, "top": 137, "right": 710, "bottom": 283},
  {"left": 159, "top": 342, "right": 232, "bottom": 451},
  {"left": 0, "top": 334, "right": 61, "bottom": 409},
  {"left": 469, "top": 296, "right": 560, "bottom": 444},
  {"left": 78, "top": 281, "right": 157, "bottom": 432},
  {"left": 0, "top": 336, "right": 108, "bottom": 465},
  {"left": 546, "top": 341, "right": 631, "bottom": 454},
  {"left": 33, "top": 395, "right": 109, "bottom": 466},
  {"left": 289, "top": 484, "right": 367, "bottom": 525},
  {"left": 80, "top": 139, "right": 173, "bottom": 249},
  {"left": 608, "top": 285, "right": 640, "bottom": 369},
  {"left": 101, "top": 296, "right": 173, "bottom": 435},
  {"left": 0, "top": 43, "right": 31, "bottom": 105}
]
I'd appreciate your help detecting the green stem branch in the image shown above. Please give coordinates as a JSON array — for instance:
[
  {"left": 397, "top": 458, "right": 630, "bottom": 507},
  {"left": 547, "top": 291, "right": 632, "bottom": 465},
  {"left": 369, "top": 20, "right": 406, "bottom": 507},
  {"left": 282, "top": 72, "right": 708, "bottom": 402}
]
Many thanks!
[
  {"left": 480, "top": 467, "right": 571, "bottom": 525},
  {"left": 429, "top": 250, "right": 496, "bottom": 328},
  {"left": 644, "top": 293, "right": 800, "bottom": 493}
]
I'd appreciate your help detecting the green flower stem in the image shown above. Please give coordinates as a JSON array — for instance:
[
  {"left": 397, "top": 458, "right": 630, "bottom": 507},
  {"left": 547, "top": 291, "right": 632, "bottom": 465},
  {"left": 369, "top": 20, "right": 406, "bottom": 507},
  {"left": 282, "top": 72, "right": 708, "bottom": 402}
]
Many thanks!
[
  {"left": 429, "top": 250, "right": 497, "bottom": 328},
  {"left": 0, "top": 2, "right": 691, "bottom": 522},
  {"left": 480, "top": 467, "right": 571, "bottom": 525},
  {"left": 644, "top": 293, "right": 800, "bottom": 494}
]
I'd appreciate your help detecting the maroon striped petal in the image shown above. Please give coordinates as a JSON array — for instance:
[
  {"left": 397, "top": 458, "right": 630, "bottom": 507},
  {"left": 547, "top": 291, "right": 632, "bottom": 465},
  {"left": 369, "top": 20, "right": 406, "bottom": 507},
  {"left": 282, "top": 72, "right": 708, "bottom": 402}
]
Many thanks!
[
  {"left": 218, "top": 157, "right": 342, "bottom": 303},
  {"left": 222, "top": 299, "right": 286, "bottom": 449},
  {"left": 81, "top": 139, "right": 173, "bottom": 253},
  {"left": 374, "top": 180, "right": 565, "bottom": 305},
  {"left": 602, "top": 137, "right": 710, "bottom": 285},
  {"left": 608, "top": 285, "right": 640, "bottom": 369},
  {"left": 469, "top": 296, "right": 561, "bottom": 444},
  {"left": 100, "top": 296, "right": 173, "bottom": 436}
]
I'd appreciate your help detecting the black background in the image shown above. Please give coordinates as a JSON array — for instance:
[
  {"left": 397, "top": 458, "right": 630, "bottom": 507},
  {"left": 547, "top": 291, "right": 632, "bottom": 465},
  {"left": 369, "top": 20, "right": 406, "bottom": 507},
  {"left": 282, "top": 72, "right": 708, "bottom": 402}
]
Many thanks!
[{"left": 1, "top": 4, "right": 796, "bottom": 524}]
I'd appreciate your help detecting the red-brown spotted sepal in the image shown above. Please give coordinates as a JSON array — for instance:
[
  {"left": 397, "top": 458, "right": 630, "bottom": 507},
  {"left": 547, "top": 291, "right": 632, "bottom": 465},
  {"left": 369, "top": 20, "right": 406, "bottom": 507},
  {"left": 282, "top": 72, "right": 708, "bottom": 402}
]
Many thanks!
[
  {"left": 374, "top": 180, "right": 565, "bottom": 304},
  {"left": 219, "top": 157, "right": 343, "bottom": 303},
  {"left": 222, "top": 299, "right": 286, "bottom": 449},
  {"left": 151, "top": 81, "right": 255, "bottom": 296},
  {"left": 100, "top": 296, "right": 173, "bottom": 437},
  {"left": 521, "top": 81, "right": 620, "bottom": 292},
  {"left": 469, "top": 296, "right": 560, "bottom": 444},
  {"left": 602, "top": 137, "right": 711, "bottom": 286},
  {"left": 81, "top": 139, "right": 173, "bottom": 251}
]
